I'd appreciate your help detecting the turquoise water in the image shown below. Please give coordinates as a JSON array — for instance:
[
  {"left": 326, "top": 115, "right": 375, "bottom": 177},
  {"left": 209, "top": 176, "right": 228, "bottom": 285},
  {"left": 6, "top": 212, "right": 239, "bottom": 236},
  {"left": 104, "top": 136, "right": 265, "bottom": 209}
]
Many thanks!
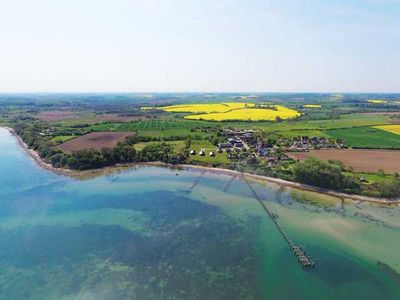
[{"left": 0, "top": 127, "right": 399, "bottom": 300}]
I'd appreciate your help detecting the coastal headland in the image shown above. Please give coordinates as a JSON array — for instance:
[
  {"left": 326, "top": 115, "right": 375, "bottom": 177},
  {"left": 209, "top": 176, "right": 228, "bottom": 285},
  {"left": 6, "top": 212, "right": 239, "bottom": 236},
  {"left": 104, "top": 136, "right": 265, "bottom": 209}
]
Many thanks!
[{"left": 3, "top": 126, "right": 399, "bottom": 206}]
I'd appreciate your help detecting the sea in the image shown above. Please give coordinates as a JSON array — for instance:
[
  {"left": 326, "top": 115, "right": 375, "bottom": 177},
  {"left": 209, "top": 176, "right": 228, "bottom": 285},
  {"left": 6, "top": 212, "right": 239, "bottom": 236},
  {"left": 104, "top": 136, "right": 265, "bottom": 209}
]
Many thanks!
[{"left": 0, "top": 127, "right": 399, "bottom": 300}]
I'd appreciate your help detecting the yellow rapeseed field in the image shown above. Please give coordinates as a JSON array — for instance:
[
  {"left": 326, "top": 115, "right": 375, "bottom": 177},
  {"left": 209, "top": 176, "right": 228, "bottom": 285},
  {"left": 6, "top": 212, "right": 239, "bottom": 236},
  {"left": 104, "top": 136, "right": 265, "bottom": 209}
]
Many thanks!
[
  {"left": 368, "top": 100, "right": 386, "bottom": 104},
  {"left": 184, "top": 105, "right": 300, "bottom": 121},
  {"left": 374, "top": 125, "right": 400, "bottom": 135},
  {"left": 153, "top": 102, "right": 255, "bottom": 114},
  {"left": 304, "top": 104, "right": 321, "bottom": 108}
]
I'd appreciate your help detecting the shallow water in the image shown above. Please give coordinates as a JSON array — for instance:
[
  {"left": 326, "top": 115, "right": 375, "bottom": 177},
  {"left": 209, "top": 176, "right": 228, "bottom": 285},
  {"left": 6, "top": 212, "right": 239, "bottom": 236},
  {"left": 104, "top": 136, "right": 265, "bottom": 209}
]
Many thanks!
[{"left": 0, "top": 128, "right": 399, "bottom": 300}]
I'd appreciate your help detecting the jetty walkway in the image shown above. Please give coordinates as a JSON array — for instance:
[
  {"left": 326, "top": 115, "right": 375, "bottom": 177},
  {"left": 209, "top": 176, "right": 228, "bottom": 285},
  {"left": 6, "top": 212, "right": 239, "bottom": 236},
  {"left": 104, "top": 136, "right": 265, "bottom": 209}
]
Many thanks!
[
  {"left": 223, "top": 174, "right": 238, "bottom": 192},
  {"left": 241, "top": 174, "right": 315, "bottom": 268},
  {"left": 190, "top": 170, "right": 207, "bottom": 191}
]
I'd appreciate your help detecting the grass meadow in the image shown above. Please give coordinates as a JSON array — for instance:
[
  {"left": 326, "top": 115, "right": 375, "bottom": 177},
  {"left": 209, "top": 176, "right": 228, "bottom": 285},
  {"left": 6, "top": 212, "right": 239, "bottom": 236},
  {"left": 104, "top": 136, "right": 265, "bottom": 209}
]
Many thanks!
[{"left": 325, "top": 127, "right": 400, "bottom": 149}]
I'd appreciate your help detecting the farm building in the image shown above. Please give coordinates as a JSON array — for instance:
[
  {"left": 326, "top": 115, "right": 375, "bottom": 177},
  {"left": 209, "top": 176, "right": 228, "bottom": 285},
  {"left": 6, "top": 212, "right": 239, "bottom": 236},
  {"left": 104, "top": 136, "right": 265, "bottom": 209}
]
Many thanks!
[
  {"left": 190, "top": 150, "right": 196, "bottom": 155},
  {"left": 234, "top": 142, "right": 244, "bottom": 148},
  {"left": 218, "top": 142, "right": 233, "bottom": 149},
  {"left": 199, "top": 150, "right": 205, "bottom": 156}
]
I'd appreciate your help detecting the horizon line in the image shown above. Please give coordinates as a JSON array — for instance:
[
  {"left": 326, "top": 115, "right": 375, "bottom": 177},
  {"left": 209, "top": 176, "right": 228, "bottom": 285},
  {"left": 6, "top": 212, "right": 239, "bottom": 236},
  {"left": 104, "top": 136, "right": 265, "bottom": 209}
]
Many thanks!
[{"left": 1, "top": 91, "right": 400, "bottom": 95}]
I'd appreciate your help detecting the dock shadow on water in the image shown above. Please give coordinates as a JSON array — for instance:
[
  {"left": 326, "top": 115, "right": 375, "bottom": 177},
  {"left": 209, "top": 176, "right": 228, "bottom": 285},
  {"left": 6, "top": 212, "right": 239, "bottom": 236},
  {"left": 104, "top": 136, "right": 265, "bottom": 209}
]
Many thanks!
[{"left": 0, "top": 128, "right": 399, "bottom": 300}]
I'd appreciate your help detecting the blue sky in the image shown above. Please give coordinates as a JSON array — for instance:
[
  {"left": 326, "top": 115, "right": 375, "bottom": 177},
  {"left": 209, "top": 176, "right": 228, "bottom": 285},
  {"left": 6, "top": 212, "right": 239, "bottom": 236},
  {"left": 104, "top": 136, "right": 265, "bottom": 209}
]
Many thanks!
[{"left": 0, "top": 0, "right": 399, "bottom": 92}]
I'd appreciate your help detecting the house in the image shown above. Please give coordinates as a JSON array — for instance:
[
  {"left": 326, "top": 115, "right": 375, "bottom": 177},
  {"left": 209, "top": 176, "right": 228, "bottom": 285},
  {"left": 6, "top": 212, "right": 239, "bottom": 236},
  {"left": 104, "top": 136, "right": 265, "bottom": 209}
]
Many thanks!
[
  {"left": 234, "top": 142, "right": 244, "bottom": 148},
  {"left": 218, "top": 142, "right": 233, "bottom": 149},
  {"left": 258, "top": 148, "right": 269, "bottom": 156},
  {"left": 244, "top": 129, "right": 255, "bottom": 134},
  {"left": 241, "top": 133, "right": 253, "bottom": 140},
  {"left": 291, "top": 141, "right": 308, "bottom": 152}
]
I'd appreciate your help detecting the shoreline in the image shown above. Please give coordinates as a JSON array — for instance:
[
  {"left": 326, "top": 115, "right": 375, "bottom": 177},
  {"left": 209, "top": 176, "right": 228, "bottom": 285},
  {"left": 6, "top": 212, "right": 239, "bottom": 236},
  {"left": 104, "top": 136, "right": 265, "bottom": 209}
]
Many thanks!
[{"left": 3, "top": 126, "right": 400, "bottom": 206}]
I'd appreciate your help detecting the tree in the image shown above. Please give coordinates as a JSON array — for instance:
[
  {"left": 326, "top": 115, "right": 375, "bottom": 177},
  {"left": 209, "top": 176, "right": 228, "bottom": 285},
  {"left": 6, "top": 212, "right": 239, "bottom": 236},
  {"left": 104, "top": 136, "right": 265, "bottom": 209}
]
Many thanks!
[
  {"left": 292, "top": 157, "right": 359, "bottom": 192},
  {"left": 67, "top": 149, "right": 106, "bottom": 170}
]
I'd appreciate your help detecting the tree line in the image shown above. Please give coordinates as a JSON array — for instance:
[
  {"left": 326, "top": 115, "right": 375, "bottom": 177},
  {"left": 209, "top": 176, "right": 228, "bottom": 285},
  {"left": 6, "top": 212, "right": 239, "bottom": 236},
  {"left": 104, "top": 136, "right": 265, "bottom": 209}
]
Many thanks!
[
  {"left": 291, "top": 157, "right": 400, "bottom": 198},
  {"left": 15, "top": 122, "right": 189, "bottom": 171}
]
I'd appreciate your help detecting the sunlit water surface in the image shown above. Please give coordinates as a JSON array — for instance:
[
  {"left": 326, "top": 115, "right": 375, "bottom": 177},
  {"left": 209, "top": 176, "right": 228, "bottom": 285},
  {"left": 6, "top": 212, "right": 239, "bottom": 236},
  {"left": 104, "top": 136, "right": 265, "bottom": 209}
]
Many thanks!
[{"left": 0, "top": 128, "right": 399, "bottom": 300}]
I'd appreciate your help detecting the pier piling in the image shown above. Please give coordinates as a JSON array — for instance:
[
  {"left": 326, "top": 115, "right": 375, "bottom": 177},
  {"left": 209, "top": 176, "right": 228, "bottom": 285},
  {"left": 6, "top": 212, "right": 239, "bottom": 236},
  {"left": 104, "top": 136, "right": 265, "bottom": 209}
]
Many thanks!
[
  {"left": 241, "top": 174, "right": 315, "bottom": 269},
  {"left": 190, "top": 170, "right": 207, "bottom": 191},
  {"left": 223, "top": 174, "right": 238, "bottom": 192}
]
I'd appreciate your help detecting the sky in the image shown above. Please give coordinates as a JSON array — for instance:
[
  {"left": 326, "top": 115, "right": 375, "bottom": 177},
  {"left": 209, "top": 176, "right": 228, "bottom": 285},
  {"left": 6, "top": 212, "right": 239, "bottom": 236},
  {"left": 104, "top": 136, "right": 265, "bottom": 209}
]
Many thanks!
[{"left": 0, "top": 0, "right": 399, "bottom": 93}]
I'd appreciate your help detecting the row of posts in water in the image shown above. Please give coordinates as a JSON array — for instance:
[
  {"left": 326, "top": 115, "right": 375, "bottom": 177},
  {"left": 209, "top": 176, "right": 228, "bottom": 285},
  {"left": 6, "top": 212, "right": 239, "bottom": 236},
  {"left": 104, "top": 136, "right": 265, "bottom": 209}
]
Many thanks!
[
  {"left": 189, "top": 170, "right": 316, "bottom": 268},
  {"left": 239, "top": 173, "right": 316, "bottom": 268}
]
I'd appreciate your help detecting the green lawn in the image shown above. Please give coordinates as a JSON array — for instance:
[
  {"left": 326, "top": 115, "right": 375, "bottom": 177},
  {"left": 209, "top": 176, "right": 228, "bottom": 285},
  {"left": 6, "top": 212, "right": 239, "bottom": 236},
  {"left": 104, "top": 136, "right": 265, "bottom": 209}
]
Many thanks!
[
  {"left": 50, "top": 135, "right": 76, "bottom": 144},
  {"left": 134, "top": 141, "right": 186, "bottom": 153},
  {"left": 188, "top": 140, "right": 230, "bottom": 165},
  {"left": 350, "top": 172, "right": 395, "bottom": 183},
  {"left": 325, "top": 127, "right": 400, "bottom": 149}
]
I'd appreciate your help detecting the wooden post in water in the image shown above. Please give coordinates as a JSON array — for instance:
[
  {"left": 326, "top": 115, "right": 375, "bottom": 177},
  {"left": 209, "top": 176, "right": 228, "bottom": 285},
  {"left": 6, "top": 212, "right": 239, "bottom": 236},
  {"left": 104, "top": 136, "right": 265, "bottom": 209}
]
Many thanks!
[
  {"left": 190, "top": 170, "right": 207, "bottom": 191},
  {"left": 241, "top": 174, "right": 315, "bottom": 269}
]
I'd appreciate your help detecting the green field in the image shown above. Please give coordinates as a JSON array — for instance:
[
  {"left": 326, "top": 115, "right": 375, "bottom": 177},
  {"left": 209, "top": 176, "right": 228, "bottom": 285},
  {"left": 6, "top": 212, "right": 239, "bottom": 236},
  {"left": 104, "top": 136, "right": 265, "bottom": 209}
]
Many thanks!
[
  {"left": 256, "top": 113, "right": 391, "bottom": 133},
  {"left": 82, "top": 113, "right": 397, "bottom": 142},
  {"left": 277, "top": 130, "right": 329, "bottom": 138},
  {"left": 134, "top": 140, "right": 186, "bottom": 153},
  {"left": 188, "top": 140, "right": 229, "bottom": 165},
  {"left": 87, "top": 113, "right": 391, "bottom": 138},
  {"left": 88, "top": 119, "right": 216, "bottom": 138},
  {"left": 45, "top": 112, "right": 96, "bottom": 126},
  {"left": 325, "top": 127, "right": 400, "bottom": 149},
  {"left": 50, "top": 135, "right": 76, "bottom": 144},
  {"left": 350, "top": 172, "right": 395, "bottom": 183}
]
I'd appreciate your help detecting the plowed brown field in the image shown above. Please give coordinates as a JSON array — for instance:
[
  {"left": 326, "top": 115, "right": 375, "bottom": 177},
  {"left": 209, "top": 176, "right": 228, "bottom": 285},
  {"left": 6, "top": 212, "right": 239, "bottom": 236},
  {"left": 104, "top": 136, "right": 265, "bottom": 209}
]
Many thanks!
[
  {"left": 287, "top": 149, "right": 400, "bottom": 174},
  {"left": 59, "top": 132, "right": 133, "bottom": 153}
]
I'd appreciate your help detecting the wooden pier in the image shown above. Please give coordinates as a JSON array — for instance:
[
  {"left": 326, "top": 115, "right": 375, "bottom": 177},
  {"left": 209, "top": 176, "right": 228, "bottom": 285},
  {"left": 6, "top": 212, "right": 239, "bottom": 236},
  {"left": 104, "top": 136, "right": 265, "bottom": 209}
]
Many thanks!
[
  {"left": 223, "top": 174, "right": 238, "bottom": 192},
  {"left": 355, "top": 200, "right": 365, "bottom": 210},
  {"left": 241, "top": 174, "right": 315, "bottom": 268},
  {"left": 190, "top": 170, "right": 207, "bottom": 191}
]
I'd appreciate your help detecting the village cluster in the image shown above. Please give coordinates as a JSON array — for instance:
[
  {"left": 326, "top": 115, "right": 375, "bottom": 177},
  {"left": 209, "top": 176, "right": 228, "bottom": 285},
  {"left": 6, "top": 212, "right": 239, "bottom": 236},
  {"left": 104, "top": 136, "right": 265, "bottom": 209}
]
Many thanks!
[{"left": 189, "top": 128, "right": 345, "bottom": 165}]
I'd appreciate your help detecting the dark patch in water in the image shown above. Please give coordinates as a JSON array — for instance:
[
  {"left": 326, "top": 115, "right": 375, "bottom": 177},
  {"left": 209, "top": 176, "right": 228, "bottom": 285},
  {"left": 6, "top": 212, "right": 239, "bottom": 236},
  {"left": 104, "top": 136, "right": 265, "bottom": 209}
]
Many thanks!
[
  {"left": 377, "top": 261, "right": 400, "bottom": 285},
  {"left": 354, "top": 212, "right": 397, "bottom": 229},
  {"left": 310, "top": 246, "right": 388, "bottom": 293},
  {"left": 0, "top": 207, "right": 264, "bottom": 299},
  {"left": 51, "top": 191, "right": 219, "bottom": 228}
]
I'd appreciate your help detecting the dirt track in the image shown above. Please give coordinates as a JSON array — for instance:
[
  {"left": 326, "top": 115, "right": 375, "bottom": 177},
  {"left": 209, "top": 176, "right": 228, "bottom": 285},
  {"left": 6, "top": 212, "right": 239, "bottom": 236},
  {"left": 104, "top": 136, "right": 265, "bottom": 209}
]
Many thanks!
[{"left": 287, "top": 149, "right": 400, "bottom": 174}]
